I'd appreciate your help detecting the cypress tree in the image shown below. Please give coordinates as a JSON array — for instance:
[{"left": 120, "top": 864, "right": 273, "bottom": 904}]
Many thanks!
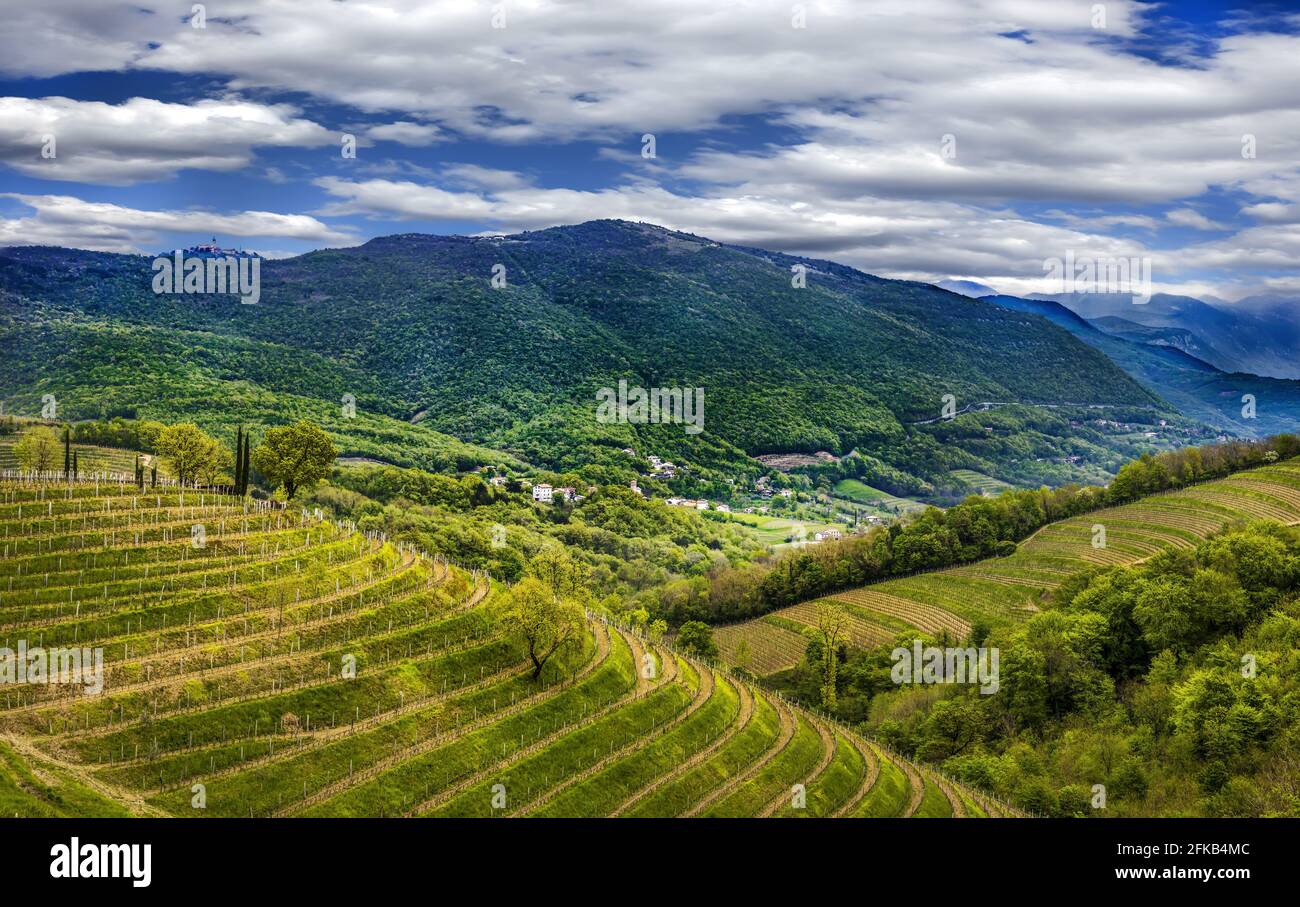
[
  {"left": 234, "top": 427, "right": 244, "bottom": 494},
  {"left": 72, "top": 450, "right": 78, "bottom": 480},
  {"left": 241, "top": 432, "right": 252, "bottom": 495},
  {"left": 63, "top": 428, "right": 71, "bottom": 477},
  {"left": 151, "top": 465, "right": 157, "bottom": 488}
]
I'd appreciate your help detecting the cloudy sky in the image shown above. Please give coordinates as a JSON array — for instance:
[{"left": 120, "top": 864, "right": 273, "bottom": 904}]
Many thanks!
[{"left": 2, "top": 0, "right": 1299, "bottom": 300}]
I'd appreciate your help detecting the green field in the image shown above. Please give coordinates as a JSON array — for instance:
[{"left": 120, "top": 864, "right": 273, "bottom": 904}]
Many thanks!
[
  {"left": 722, "top": 511, "right": 849, "bottom": 550},
  {"left": 832, "top": 479, "right": 926, "bottom": 514},
  {"left": 949, "top": 469, "right": 1013, "bottom": 495},
  {"left": 0, "top": 476, "right": 1005, "bottom": 819},
  {"left": 719, "top": 458, "right": 1300, "bottom": 666}
]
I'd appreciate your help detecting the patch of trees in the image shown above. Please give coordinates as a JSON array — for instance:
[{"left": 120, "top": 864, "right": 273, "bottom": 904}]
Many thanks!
[
  {"left": 782, "top": 519, "right": 1300, "bottom": 817},
  {"left": 656, "top": 435, "right": 1300, "bottom": 626}
]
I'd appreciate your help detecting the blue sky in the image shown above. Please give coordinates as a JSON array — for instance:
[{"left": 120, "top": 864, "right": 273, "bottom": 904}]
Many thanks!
[{"left": 2, "top": 0, "right": 1300, "bottom": 301}]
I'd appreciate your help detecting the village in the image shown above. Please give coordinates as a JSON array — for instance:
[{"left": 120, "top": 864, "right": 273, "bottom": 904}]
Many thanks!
[{"left": 484, "top": 447, "right": 887, "bottom": 548}]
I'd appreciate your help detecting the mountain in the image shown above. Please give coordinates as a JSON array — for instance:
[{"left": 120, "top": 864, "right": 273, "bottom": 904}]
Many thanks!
[
  {"left": 1031, "top": 291, "right": 1300, "bottom": 379},
  {"left": 0, "top": 221, "right": 1179, "bottom": 490},
  {"left": 935, "top": 279, "right": 998, "bottom": 298},
  {"left": 1085, "top": 315, "right": 1229, "bottom": 366},
  {"left": 985, "top": 295, "right": 1300, "bottom": 436}
]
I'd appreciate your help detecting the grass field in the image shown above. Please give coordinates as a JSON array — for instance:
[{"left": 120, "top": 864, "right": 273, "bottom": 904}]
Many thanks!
[
  {"left": 718, "top": 458, "right": 1300, "bottom": 668},
  {"left": 832, "top": 479, "right": 927, "bottom": 515},
  {"left": 0, "top": 476, "right": 1004, "bottom": 819},
  {"left": 721, "top": 511, "right": 848, "bottom": 550}
]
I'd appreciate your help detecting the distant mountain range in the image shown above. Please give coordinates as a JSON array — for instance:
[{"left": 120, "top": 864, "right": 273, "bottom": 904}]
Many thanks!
[
  {"left": 1027, "top": 291, "right": 1300, "bottom": 380},
  {"left": 983, "top": 294, "right": 1300, "bottom": 437},
  {"left": 0, "top": 220, "right": 1182, "bottom": 493}
]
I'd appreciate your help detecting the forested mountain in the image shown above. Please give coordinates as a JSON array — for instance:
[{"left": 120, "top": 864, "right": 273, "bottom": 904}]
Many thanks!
[{"left": 1, "top": 221, "right": 1179, "bottom": 489}]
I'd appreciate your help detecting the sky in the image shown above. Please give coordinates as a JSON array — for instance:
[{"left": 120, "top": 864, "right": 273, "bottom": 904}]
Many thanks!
[{"left": 2, "top": 0, "right": 1300, "bottom": 301}]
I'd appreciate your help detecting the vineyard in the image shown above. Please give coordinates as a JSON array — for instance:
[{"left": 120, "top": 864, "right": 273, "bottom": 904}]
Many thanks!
[
  {"left": 739, "top": 458, "right": 1300, "bottom": 673},
  {"left": 0, "top": 476, "right": 1007, "bottom": 819}
]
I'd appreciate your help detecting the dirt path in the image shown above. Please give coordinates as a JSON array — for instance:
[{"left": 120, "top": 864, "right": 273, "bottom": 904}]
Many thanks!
[
  {"left": 928, "top": 771, "right": 967, "bottom": 818},
  {"left": 3, "top": 732, "right": 170, "bottom": 818},
  {"left": 898, "top": 753, "right": 925, "bottom": 817},
  {"left": 831, "top": 733, "right": 880, "bottom": 817}
]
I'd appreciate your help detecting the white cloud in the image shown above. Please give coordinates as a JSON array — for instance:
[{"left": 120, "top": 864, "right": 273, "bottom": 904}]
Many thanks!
[
  {"left": 3, "top": 0, "right": 1299, "bottom": 297},
  {"left": 1165, "top": 208, "right": 1227, "bottom": 231},
  {"left": 366, "top": 122, "right": 444, "bottom": 146},
  {"left": 0, "top": 96, "right": 335, "bottom": 185},
  {"left": 0, "top": 193, "right": 356, "bottom": 254}
]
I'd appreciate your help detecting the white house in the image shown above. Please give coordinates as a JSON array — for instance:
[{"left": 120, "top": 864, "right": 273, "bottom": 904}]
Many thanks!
[
  {"left": 715, "top": 503, "right": 731, "bottom": 513},
  {"left": 532, "top": 483, "right": 553, "bottom": 503},
  {"left": 556, "top": 486, "right": 576, "bottom": 502}
]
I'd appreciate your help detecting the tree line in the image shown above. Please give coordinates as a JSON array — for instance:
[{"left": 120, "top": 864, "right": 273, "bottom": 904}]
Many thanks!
[
  {"left": 650, "top": 434, "right": 1300, "bottom": 625},
  {"left": 11, "top": 418, "right": 338, "bottom": 500}
]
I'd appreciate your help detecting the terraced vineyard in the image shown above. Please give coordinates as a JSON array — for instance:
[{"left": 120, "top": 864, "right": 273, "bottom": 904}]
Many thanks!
[
  {"left": 0, "top": 477, "right": 1007, "bottom": 819},
  {"left": 950, "top": 470, "right": 1013, "bottom": 495},
  {"left": 0, "top": 437, "right": 162, "bottom": 480},
  {"left": 740, "top": 458, "right": 1300, "bottom": 673}
]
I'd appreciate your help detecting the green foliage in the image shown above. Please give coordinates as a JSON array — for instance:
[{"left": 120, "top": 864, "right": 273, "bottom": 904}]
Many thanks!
[
  {"left": 674, "top": 434, "right": 1298, "bottom": 627},
  {"left": 251, "top": 420, "right": 337, "bottom": 499},
  {"left": 676, "top": 621, "right": 718, "bottom": 658},
  {"left": 838, "top": 519, "right": 1300, "bottom": 817},
  {"left": 155, "top": 422, "right": 229, "bottom": 485},
  {"left": 0, "top": 222, "right": 1183, "bottom": 490},
  {"left": 14, "top": 425, "right": 59, "bottom": 472}
]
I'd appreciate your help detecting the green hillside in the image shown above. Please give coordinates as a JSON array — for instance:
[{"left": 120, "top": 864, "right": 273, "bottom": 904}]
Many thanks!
[
  {"left": 0, "top": 221, "right": 1180, "bottom": 492},
  {"left": 733, "top": 456, "right": 1300, "bottom": 675},
  {"left": 0, "top": 476, "right": 1008, "bottom": 819}
]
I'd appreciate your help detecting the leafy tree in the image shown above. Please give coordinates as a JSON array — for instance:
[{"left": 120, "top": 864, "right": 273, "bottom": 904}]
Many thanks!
[
  {"left": 251, "top": 421, "right": 337, "bottom": 499},
  {"left": 677, "top": 621, "right": 718, "bottom": 658},
  {"left": 496, "top": 575, "right": 586, "bottom": 679},
  {"left": 809, "top": 601, "right": 849, "bottom": 710},
  {"left": 733, "top": 637, "right": 752, "bottom": 674},
  {"left": 15, "top": 427, "right": 59, "bottom": 472},
  {"left": 155, "top": 423, "right": 225, "bottom": 486}
]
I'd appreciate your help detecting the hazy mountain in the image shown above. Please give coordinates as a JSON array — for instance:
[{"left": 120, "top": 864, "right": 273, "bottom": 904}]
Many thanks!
[
  {"left": 1086, "top": 315, "right": 1229, "bottom": 366},
  {"left": 1031, "top": 291, "right": 1300, "bottom": 380},
  {"left": 987, "top": 295, "right": 1300, "bottom": 436},
  {"left": 936, "top": 279, "right": 998, "bottom": 298}
]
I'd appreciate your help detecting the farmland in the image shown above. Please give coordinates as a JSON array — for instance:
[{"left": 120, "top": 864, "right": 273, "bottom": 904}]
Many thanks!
[
  {"left": 949, "top": 470, "right": 1013, "bottom": 495},
  {"left": 0, "top": 476, "right": 1006, "bottom": 819},
  {"left": 832, "top": 479, "right": 926, "bottom": 515},
  {"left": 728, "top": 457, "right": 1300, "bottom": 672}
]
